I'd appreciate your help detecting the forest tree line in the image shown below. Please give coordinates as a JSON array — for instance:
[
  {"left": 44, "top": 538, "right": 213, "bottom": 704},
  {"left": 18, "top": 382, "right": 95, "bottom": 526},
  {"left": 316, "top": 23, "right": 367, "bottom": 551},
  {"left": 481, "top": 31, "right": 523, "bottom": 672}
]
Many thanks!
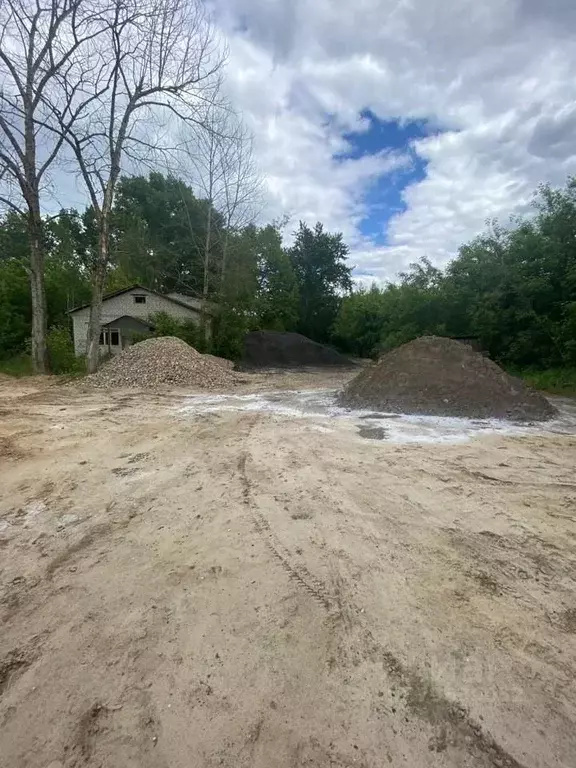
[
  {"left": 1, "top": 174, "right": 576, "bottom": 382},
  {"left": 0, "top": 171, "right": 353, "bottom": 365}
]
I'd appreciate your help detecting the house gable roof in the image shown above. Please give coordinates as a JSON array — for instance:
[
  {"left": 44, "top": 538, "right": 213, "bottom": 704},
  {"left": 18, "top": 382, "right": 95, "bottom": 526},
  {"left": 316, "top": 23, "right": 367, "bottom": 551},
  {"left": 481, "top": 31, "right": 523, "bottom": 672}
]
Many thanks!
[
  {"left": 100, "top": 315, "right": 155, "bottom": 328},
  {"left": 68, "top": 284, "right": 213, "bottom": 316}
]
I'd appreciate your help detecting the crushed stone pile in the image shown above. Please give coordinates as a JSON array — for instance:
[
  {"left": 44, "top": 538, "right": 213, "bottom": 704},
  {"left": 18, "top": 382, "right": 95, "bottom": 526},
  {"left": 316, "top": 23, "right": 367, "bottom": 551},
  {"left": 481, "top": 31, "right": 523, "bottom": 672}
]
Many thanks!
[
  {"left": 338, "top": 336, "right": 557, "bottom": 421},
  {"left": 240, "top": 331, "right": 355, "bottom": 369},
  {"left": 202, "top": 353, "right": 235, "bottom": 370},
  {"left": 88, "top": 337, "right": 236, "bottom": 389}
]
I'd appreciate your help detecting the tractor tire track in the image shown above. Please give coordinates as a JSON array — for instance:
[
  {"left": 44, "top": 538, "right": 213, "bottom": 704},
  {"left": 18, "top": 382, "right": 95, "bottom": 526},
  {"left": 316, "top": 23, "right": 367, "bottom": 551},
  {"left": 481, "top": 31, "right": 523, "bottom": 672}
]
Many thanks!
[{"left": 237, "top": 451, "right": 334, "bottom": 611}]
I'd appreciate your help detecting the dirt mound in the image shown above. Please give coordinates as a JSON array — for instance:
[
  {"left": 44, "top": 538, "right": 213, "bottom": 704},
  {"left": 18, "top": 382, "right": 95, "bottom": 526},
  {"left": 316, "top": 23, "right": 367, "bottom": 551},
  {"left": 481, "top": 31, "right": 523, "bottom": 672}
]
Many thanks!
[
  {"left": 338, "top": 336, "right": 557, "bottom": 420},
  {"left": 240, "top": 331, "right": 354, "bottom": 369},
  {"left": 88, "top": 337, "right": 236, "bottom": 389}
]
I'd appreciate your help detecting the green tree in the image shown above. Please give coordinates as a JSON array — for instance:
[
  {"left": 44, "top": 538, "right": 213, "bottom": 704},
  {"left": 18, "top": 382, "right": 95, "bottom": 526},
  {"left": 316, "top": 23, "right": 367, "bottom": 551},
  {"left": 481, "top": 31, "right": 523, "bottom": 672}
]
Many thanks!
[
  {"left": 335, "top": 259, "right": 447, "bottom": 358},
  {"left": 333, "top": 284, "right": 389, "bottom": 357},
  {"left": 113, "top": 173, "right": 224, "bottom": 297},
  {"left": 289, "top": 222, "right": 352, "bottom": 342},
  {"left": 213, "top": 226, "right": 259, "bottom": 359},
  {"left": 255, "top": 225, "right": 299, "bottom": 331},
  {"left": 0, "top": 210, "right": 92, "bottom": 360}
]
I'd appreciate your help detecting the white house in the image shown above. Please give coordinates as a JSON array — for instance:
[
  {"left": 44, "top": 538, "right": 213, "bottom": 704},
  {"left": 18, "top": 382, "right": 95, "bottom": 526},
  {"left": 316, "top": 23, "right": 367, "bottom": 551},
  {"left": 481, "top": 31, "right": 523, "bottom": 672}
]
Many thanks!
[{"left": 69, "top": 284, "right": 213, "bottom": 357}]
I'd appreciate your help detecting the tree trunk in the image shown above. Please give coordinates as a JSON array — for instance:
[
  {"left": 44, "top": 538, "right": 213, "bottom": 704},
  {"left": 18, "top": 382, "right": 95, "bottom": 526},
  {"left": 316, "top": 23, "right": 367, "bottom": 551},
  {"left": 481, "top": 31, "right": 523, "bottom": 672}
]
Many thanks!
[
  {"left": 220, "top": 230, "right": 229, "bottom": 287},
  {"left": 201, "top": 204, "right": 212, "bottom": 343},
  {"left": 28, "top": 208, "right": 48, "bottom": 374},
  {"left": 85, "top": 223, "right": 109, "bottom": 374}
]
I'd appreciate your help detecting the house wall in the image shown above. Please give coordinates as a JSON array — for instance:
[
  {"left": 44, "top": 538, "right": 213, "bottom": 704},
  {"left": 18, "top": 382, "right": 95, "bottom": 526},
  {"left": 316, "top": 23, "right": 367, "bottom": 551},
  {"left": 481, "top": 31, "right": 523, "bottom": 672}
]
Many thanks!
[{"left": 70, "top": 288, "right": 201, "bottom": 356}]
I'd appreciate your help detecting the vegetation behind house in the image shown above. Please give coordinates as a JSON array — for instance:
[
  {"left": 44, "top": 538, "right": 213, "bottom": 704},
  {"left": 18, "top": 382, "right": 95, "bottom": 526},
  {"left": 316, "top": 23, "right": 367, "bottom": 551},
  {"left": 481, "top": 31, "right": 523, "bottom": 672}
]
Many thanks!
[{"left": 1, "top": 175, "right": 576, "bottom": 393}]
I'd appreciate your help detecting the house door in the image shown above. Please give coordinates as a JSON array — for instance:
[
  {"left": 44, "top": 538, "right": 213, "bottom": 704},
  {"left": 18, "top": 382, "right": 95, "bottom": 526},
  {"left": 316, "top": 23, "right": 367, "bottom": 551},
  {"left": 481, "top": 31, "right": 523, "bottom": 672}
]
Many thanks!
[{"left": 99, "top": 328, "right": 121, "bottom": 354}]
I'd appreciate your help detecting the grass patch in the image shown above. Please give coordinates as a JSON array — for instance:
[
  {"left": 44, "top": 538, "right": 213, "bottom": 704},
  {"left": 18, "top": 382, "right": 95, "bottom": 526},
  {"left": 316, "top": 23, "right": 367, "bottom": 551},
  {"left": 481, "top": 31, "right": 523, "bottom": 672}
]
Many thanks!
[
  {"left": 0, "top": 352, "right": 85, "bottom": 378},
  {"left": 512, "top": 368, "right": 576, "bottom": 396},
  {"left": 0, "top": 355, "right": 34, "bottom": 377}
]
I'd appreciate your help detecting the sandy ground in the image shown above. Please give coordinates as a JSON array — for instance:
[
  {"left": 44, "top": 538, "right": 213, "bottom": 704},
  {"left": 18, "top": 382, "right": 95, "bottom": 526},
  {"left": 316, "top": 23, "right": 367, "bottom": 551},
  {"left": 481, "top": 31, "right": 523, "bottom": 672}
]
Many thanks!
[{"left": 1, "top": 371, "right": 576, "bottom": 768}]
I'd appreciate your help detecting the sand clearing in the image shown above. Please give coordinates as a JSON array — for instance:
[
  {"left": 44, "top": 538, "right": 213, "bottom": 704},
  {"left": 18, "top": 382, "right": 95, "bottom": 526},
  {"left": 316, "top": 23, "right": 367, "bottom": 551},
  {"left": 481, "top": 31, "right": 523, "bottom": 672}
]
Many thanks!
[{"left": 1, "top": 371, "right": 575, "bottom": 768}]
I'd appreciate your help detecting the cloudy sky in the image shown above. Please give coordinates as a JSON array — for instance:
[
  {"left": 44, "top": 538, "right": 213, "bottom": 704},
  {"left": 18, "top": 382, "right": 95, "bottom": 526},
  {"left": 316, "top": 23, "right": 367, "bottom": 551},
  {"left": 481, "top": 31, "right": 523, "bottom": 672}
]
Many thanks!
[{"left": 211, "top": 0, "right": 576, "bottom": 282}]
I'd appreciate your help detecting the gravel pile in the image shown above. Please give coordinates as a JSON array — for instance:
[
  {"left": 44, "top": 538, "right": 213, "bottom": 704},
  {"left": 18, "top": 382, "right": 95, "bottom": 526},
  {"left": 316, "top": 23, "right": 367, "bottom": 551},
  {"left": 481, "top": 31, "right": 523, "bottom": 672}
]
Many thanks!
[
  {"left": 240, "top": 331, "right": 355, "bottom": 369},
  {"left": 88, "top": 337, "right": 236, "bottom": 389},
  {"left": 202, "top": 354, "right": 235, "bottom": 370},
  {"left": 338, "top": 335, "right": 557, "bottom": 421}
]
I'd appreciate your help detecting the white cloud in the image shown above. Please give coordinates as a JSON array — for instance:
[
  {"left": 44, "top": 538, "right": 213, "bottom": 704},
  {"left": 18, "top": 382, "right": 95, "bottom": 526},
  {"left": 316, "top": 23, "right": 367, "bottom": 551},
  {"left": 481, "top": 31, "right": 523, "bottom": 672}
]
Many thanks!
[{"left": 213, "top": 0, "right": 576, "bottom": 280}]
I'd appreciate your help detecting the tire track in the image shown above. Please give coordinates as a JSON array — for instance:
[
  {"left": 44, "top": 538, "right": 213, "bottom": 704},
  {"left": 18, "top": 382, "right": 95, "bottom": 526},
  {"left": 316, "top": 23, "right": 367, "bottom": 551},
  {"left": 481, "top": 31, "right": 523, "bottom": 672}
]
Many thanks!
[
  {"left": 237, "top": 451, "right": 334, "bottom": 611},
  {"left": 0, "top": 632, "right": 47, "bottom": 698}
]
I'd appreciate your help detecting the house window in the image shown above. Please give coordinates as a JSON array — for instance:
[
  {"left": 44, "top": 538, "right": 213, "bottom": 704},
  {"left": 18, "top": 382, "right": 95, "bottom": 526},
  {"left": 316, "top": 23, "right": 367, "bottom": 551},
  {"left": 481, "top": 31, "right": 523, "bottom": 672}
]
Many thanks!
[
  {"left": 99, "top": 329, "right": 120, "bottom": 347},
  {"left": 133, "top": 295, "right": 146, "bottom": 304}
]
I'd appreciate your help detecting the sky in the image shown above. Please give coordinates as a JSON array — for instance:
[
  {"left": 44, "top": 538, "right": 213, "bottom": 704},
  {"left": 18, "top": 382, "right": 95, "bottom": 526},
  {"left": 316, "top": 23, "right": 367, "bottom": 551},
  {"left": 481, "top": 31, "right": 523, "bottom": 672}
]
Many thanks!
[{"left": 211, "top": 0, "right": 576, "bottom": 282}]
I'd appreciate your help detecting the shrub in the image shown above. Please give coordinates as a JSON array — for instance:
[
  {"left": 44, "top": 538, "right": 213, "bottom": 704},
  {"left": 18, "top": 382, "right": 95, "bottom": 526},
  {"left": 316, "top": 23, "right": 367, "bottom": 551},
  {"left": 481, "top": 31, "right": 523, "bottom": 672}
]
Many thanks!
[
  {"left": 511, "top": 367, "right": 576, "bottom": 395},
  {"left": 145, "top": 312, "right": 210, "bottom": 353},
  {"left": 47, "top": 326, "right": 85, "bottom": 374},
  {"left": 0, "top": 354, "right": 33, "bottom": 376}
]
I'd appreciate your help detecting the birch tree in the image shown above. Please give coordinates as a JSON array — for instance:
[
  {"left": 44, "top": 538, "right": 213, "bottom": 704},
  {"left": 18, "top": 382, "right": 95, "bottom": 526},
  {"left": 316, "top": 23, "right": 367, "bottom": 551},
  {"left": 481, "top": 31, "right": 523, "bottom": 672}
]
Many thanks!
[
  {"left": 0, "top": 0, "right": 105, "bottom": 372},
  {"left": 218, "top": 120, "right": 262, "bottom": 284},
  {"left": 182, "top": 108, "right": 261, "bottom": 334},
  {"left": 55, "top": 0, "right": 224, "bottom": 372}
]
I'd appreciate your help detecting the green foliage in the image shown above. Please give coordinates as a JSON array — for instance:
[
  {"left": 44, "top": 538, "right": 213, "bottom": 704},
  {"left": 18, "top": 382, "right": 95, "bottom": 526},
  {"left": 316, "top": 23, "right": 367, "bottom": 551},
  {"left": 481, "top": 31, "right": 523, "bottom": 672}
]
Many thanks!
[
  {"left": 47, "top": 326, "right": 85, "bottom": 374},
  {"left": 254, "top": 225, "right": 299, "bottom": 331},
  {"left": 0, "top": 355, "right": 34, "bottom": 377},
  {"left": 0, "top": 259, "right": 31, "bottom": 357},
  {"left": 212, "top": 308, "right": 250, "bottom": 360},
  {"left": 211, "top": 223, "right": 300, "bottom": 359},
  {"left": 289, "top": 221, "right": 353, "bottom": 342},
  {"left": 0, "top": 326, "right": 84, "bottom": 376},
  {"left": 146, "top": 311, "right": 208, "bottom": 353},
  {"left": 1, "top": 176, "right": 354, "bottom": 369},
  {"left": 213, "top": 227, "right": 259, "bottom": 359},
  {"left": 113, "top": 173, "right": 224, "bottom": 295},
  {"left": 0, "top": 209, "right": 92, "bottom": 364},
  {"left": 511, "top": 368, "right": 576, "bottom": 395},
  {"left": 335, "top": 260, "right": 447, "bottom": 358}
]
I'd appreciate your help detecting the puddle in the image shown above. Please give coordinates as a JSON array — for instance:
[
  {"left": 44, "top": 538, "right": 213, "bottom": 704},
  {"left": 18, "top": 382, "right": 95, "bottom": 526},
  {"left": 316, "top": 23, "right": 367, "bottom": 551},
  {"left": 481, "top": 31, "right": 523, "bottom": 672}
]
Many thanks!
[
  {"left": 357, "top": 426, "right": 388, "bottom": 440},
  {"left": 178, "top": 390, "right": 576, "bottom": 445},
  {"left": 358, "top": 413, "right": 401, "bottom": 420}
]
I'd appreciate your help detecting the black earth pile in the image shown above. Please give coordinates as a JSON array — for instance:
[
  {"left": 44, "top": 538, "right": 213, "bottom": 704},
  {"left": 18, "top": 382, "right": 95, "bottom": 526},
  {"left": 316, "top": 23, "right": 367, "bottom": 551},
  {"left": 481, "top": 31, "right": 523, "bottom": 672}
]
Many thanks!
[
  {"left": 240, "top": 331, "right": 354, "bottom": 369},
  {"left": 338, "top": 336, "right": 557, "bottom": 420}
]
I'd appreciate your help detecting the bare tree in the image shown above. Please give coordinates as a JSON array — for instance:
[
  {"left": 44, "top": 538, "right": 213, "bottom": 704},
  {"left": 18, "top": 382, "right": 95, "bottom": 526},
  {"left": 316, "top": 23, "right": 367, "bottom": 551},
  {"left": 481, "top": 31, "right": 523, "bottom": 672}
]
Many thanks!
[
  {"left": 182, "top": 105, "right": 227, "bottom": 334},
  {"left": 181, "top": 107, "right": 262, "bottom": 335},
  {"left": 0, "top": 0, "right": 106, "bottom": 372},
  {"left": 55, "top": 0, "right": 224, "bottom": 372},
  {"left": 217, "top": 120, "right": 262, "bottom": 284}
]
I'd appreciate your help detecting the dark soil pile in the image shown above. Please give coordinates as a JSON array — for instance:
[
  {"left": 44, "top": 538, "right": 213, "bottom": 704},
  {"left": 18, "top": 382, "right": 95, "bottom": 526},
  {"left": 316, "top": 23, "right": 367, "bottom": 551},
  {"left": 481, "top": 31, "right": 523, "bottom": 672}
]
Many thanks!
[
  {"left": 338, "top": 336, "right": 557, "bottom": 420},
  {"left": 240, "top": 331, "right": 354, "bottom": 369}
]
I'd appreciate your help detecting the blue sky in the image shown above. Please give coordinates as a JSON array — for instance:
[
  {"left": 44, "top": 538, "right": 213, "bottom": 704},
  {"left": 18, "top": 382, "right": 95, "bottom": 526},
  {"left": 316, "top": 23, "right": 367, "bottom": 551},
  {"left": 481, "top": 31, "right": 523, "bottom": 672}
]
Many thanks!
[{"left": 334, "top": 111, "right": 435, "bottom": 245}]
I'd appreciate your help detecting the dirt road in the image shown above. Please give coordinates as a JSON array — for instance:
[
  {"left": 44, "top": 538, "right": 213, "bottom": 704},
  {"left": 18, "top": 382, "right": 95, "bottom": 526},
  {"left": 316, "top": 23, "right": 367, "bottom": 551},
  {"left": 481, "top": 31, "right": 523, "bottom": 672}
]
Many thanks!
[{"left": 1, "top": 373, "right": 575, "bottom": 768}]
